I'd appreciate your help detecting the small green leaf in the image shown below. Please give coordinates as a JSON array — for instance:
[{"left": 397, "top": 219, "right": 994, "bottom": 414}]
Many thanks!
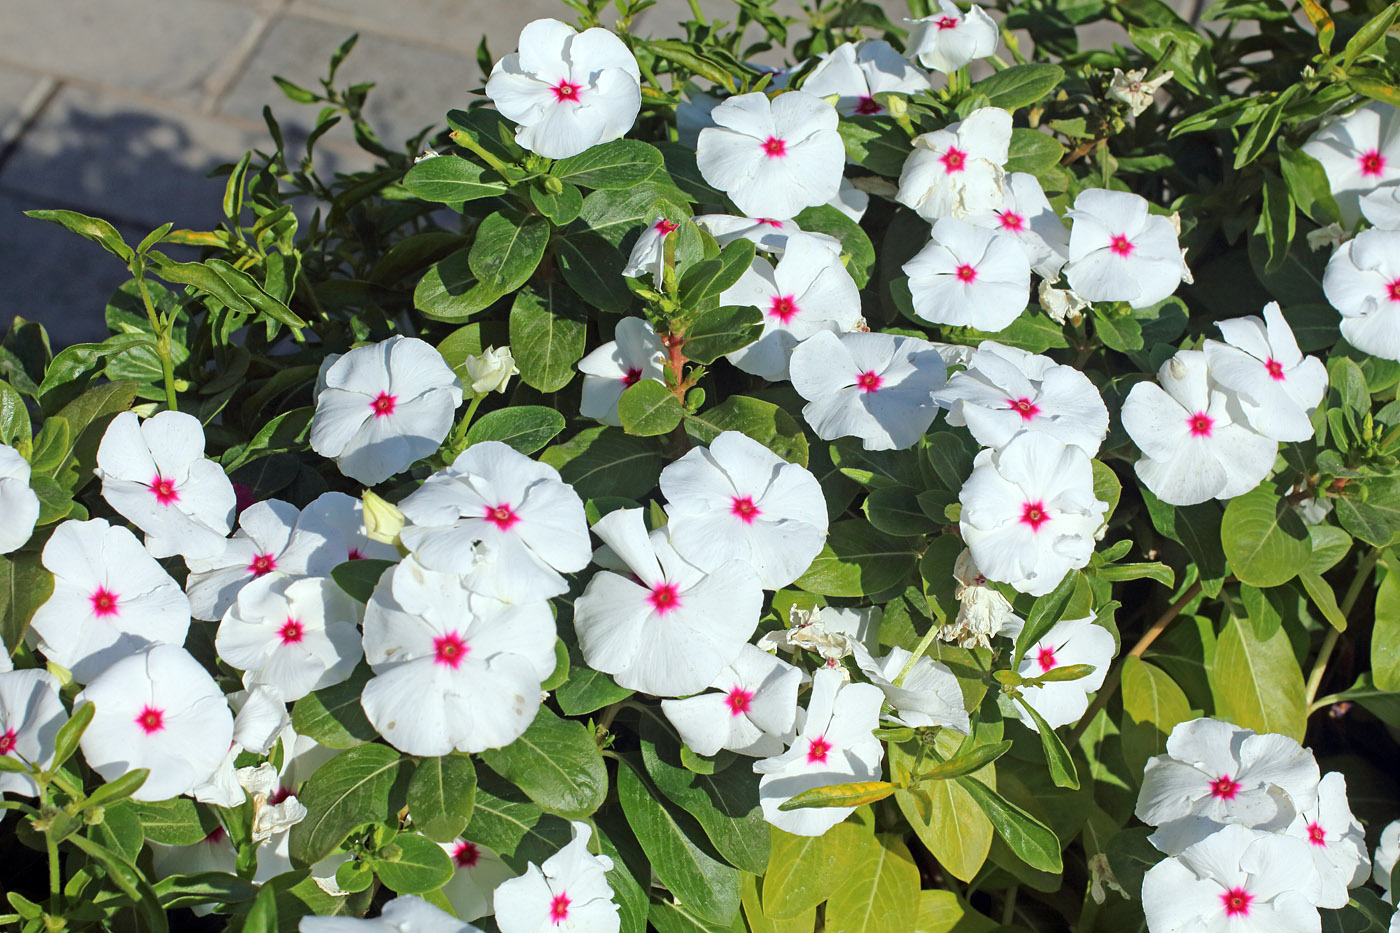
[
  {"left": 370, "top": 832, "right": 455, "bottom": 895},
  {"left": 330, "top": 559, "right": 394, "bottom": 603},
  {"left": 955, "top": 776, "right": 1062, "bottom": 874},
  {"left": 1221, "top": 484, "right": 1312, "bottom": 588},
  {"left": 52, "top": 701, "right": 95, "bottom": 770},
  {"left": 466, "top": 406, "right": 567, "bottom": 455},
  {"left": 550, "top": 140, "right": 664, "bottom": 189},
  {"left": 479, "top": 707, "right": 608, "bottom": 819},
  {"left": 969, "top": 64, "right": 1064, "bottom": 109},
  {"left": 290, "top": 743, "right": 403, "bottom": 864},
  {"left": 778, "top": 781, "right": 898, "bottom": 811},
  {"left": 1014, "top": 698, "right": 1079, "bottom": 790},
  {"left": 681, "top": 305, "right": 763, "bottom": 365},
  {"left": 25, "top": 210, "right": 134, "bottom": 263},
  {"left": 291, "top": 665, "right": 379, "bottom": 749},
  {"left": 908, "top": 741, "right": 1011, "bottom": 784},
  {"left": 618, "top": 380, "right": 685, "bottom": 436},
  {"left": 407, "top": 754, "right": 477, "bottom": 843},
  {"left": 677, "top": 239, "right": 755, "bottom": 308},
  {"left": 132, "top": 797, "right": 221, "bottom": 846},
  {"left": 84, "top": 769, "right": 151, "bottom": 811},
  {"left": 683, "top": 395, "right": 809, "bottom": 466},
  {"left": 403, "top": 155, "right": 509, "bottom": 203}
]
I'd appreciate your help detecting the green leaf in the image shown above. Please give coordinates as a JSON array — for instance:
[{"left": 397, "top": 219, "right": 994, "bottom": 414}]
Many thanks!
[
  {"left": 466, "top": 406, "right": 567, "bottom": 455},
  {"left": 509, "top": 283, "right": 588, "bottom": 392},
  {"left": 153, "top": 872, "right": 260, "bottom": 910},
  {"left": 907, "top": 741, "right": 1011, "bottom": 784},
  {"left": 1234, "top": 86, "right": 1298, "bottom": 168},
  {"left": 0, "top": 551, "right": 55, "bottom": 653},
  {"left": 52, "top": 700, "right": 94, "bottom": 770},
  {"left": 793, "top": 519, "right": 918, "bottom": 598},
  {"left": 1373, "top": 565, "right": 1400, "bottom": 691},
  {"left": 1344, "top": 3, "right": 1400, "bottom": 66},
  {"left": 291, "top": 665, "right": 379, "bottom": 749},
  {"left": 914, "top": 889, "right": 997, "bottom": 933},
  {"left": 778, "top": 781, "right": 897, "bottom": 811},
  {"left": 459, "top": 770, "right": 566, "bottom": 866},
  {"left": 370, "top": 831, "right": 455, "bottom": 894},
  {"left": 132, "top": 797, "right": 220, "bottom": 846},
  {"left": 415, "top": 249, "right": 504, "bottom": 322},
  {"left": 530, "top": 180, "right": 584, "bottom": 225},
  {"left": 824, "top": 834, "right": 921, "bottom": 933},
  {"left": 68, "top": 833, "right": 169, "bottom": 933},
  {"left": 330, "top": 560, "right": 393, "bottom": 604},
  {"left": 792, "top": 205, "right": 877, "bottom": 287},
  {"left": 683, "top": 396, "right": 809, "bottom": 467},
  {"left": 1221, "top": 483, "right": 1312, "bottom": 587},
  {"left": 762, "top": 821, "right": 871, "bottom": 919},
  {"left": 1336, "top": 477, "right": 1400, "bottom": 548},
  {"left": 403, "top": 155, "right": 508, "bottom": 203},
  {"left": 678, "top": 239, "right": 756, "bottom": 308},
  {"left": 1141, "top": 490, "right": 1227, "bottom": 596},
  {"left": 0, "top": 379, "right": 28, "bottom": 447},
  {"left": 1092, "top": 306, "right": 1144, "bottom": 352},
  {"left": 616, "top": 760, "right": 742, "bottom": 925},
  {"left": 540, "top": 426, "right": 663, "bottom": 500},
  {"left": 1005, "top": 128, "right": 1067, "bottom": 176},
  {"left": 469, "top": 211, "right": 550, "bottom": 294},
  {"left": 407, "top": 754, "right": 477, "bottom": 843},
  {"left": 152, "top": 256, "right": 307, "bottom": 331},
  {"left": 84, "top": 769, "right": 150, "bottom": 811},
  {"left": 479, "top": 707, "right": 607, "bottom": 819},
  {"left": 556, "top": 661, "right": 634, "bottom": 716},
  {"left": 1299, "top": 568, "right": 1347, "bottom": 632},
  {"left": 891, "top": 732, "right": 993, "bottom": 882},
  {"left": 1209, "top": 614, "right": 1306, "bottom": 740},
  {"left": 1013, "top": 570, "right": 1083, "bottom": 666},
  {"left": 1120, "top": 657, "right": 1192, "bottom": 778},
  {"left": 289, "top": 743, "right": 403, "bottom": 864},
  {"left": 742, "top": 873, "right": 815, "bottom": 933},
  {"left": 1278, "top": 140, "right": 1340, "bottom": 225},
  {"left": 550, "top": 140, "right": 664, "bottom": 189},
  {"left": 955, "top": 775, "right": 1062, "bottom": 874},
  {"left": 618, "top": 380, "right": 685, "bottom": 436},
  {"left": 25, "top": 209, "right": 134, "bottom": 263},
  {"left": 969, "top": 64, "right": 1064, "bottom": 109},
  {"left": 243, "top": 879, "right": 279, "bottom": 933},
  {"left": 681, "top": 305, "right": 764, "bottom": 365},
  {"left": 1014, "top": 698, "right": 1079, "bottom": 790}
]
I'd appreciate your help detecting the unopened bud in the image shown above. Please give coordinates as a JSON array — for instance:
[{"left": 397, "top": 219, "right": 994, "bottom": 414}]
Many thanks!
[
  {"left": 464, "top": 345, "right": 520, "bottom": 397},
  {"left": 362, "top": 490, "right": 405, "bottom": 546}
]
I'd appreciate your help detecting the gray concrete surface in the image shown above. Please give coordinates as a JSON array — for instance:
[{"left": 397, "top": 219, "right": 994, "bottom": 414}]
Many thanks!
[{"left": 0, "top": 0, "right": 1201, "bottom": 347}]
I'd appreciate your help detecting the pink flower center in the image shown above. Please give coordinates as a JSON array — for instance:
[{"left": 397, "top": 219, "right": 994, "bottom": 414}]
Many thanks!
[
  {"left": 806, "top": 735, "right": 832, "bottom": 764},
  {"left": 768, "top": 294, "right": 799, "bottom": 322},
  {"left": 1109, "top": 234, "right": 1135, "bottom": 257},
  {"left": 1020, "top": 500, "right": 1049, "bottom": 531},
  {"left": 1307, "top": 821, "right": 1327, "bottom": 847},
  {"left": 936, "top": 15, "right": 959, "bottom": 28},
  {"left": 90, "top": 587, "right": 120, "bottom": 618},
  {"left": 434, "top": 632, "right": 469, "bottom": 669},
  {"left": 999, "top": 211, "right": 1026, "bottom": 232},
  {"left": 248, "top": 553, "right": 277, "bottom": 577},
  {"left": 621, "top": 366, "right": 643, "bottom": 387},
  {"left": 1008, "top": 397, "right": 1040, "bottom": 421},
  {"left": 203, "top": 827, "right": 227, "bottom": 844},
  {"left": 762, "top": 136, "right": 787, "bottom": 158},
  {"left": 1036, "top": 645, "right": 1057, "bottom": 672},
  {"left": 648, "top": 582, "right": 682, "bottom": 615},
  {"left": 856, "top": 370, "right": 883, "bottom": 393},
  {"left": 854, "top": 95, "right": 882, "bottom": 115},
  {"left": 1360, "top": 149, "right": 1386, "bottom": 177},
  {"left": 654, "top": 219, "right": 678, "bottom": 235},
  {"left": 552, "top": 80, "right": 581, "bottom": 103},
  {"left": 1188, "top": 411, "right": 1214, "bottom": 437},
  {"left": 1387, "top": 277, "right": 1400, "bottom": 302},
  {"left": 550, "top": 892, "right": 571, "bottom": 924},
  {"left": 1209, "top": 774, "right": 1241, "bottom": 800},
  {"left": 278, "top": 617, "right": 304, "bottom": 645},
  {"left": 452, "top": 841, "right": 480, "bottom": 868},
  {"left": 730, "top": 495, "right": 761, "bottom": 524},
  {"left": 955, "top": 263, "right": 977, "bottom": 283},
  {"left": 348, "top": 548, "right": 365, "bottom": 560},
  {"left": 483, "top": 503, "right": 520, "bottom": 531},
  {"left": 0, "top": 729, "right": 16, "bottom": 755},
  {"left": 725, "top": 687, "right": 754, "bottom": 716},
  {"left": 1264, "top": 358, "right": 1285, "bottom": 381},
  {"left": 269, "top": 785, "right": 293, "bottom": 804},
  {"left": 370, "top": 392, "right": 397, "bottom": 418},
  {"left": 1220, "top": 886, "right": 1252, "bottom": 917},
  {"left": 136, "top": 706, "right": 165, "bottom": 735},
  {"left": 941, "top": 147, "right": 967, "bottom": 173},
  {"left": 149, "top": 474, "right": 179, "bottom": 506},
  {"left": 757, "top": 218, "right": 784, "bottom": 228}
]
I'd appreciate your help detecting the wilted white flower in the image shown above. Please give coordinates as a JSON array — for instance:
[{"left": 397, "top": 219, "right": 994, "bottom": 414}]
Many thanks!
[
  {"left": 940, "top": 548, "right": 1022, "bottom": 649},
  {"left": 1038, "top": 282, "right": 1089, "bottom": 323},
  {"left": 855, "top": 647, "right": 970, "bottom": 733},
  {"left": 1106, "top": 67, "right": 1173, "bottom": 116}
]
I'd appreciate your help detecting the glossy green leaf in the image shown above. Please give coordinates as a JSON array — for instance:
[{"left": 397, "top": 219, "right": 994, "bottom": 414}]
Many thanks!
[
  {"left": 289, "top": 743, "right": 403, "bottom": 864},
  {"left": 618, "top": 380, "right": 685, "bottom": 436},
  {"left": 403, "top": 155, "right": 508, "bottom": 202},
  {"left": 466, "top": 406, "right": 566, "bottom": 454},
  {"left": 479, "top": 707, "right": 607, "bottom": 819},
  {"left": 681, "top": 305, "right": 763, "bottom": 365},
  {"left": 509, "top": 283, "right": 588, "bottom": 393},
  {"left": 1209, "top": 614, "right": 1306, "bottom": 740},
  {"left": 824, "top": 833, "right": 921, "bottom": 933},
  {"left": 550, "top": 140, "right": 664, "bottom": 189},
  {"left": 1015, "top": 698, "right": 1080, "bottom": 790},
  {"left": 407, "top": 754, "right": 477, "bottom": 843},
  {"left": 370, "top": 831, "right": 455, "bottom": 894},
  {"left": 955, "top": 775, "right": 1062, "bottom": 873},
  {"left": 1221, "top": 483, "right": 1312, "bottom": 588}
]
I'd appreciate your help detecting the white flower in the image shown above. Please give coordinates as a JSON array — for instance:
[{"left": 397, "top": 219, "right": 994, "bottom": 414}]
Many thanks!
[
  {"left": 1322, "top": 227, "right": 1400, "bottom": 360},
  {"left": 1142, "top": 825, "right": 1322, "bottom": 933},
  {"left": 935, "top": 340, "right": 1109, "bottom": 456},
  {"left": 801, "top": 40, "right": 930, "bottom": 117},
  {"left": 77, "top": 645, "right": 234, "bottom": 802},
  {"left": 1135, "top": 718, "right": 1321, "bottom": 856},
  {"left": 573, "top": 508, "right": 763, "bottom": 697},
  {"left": 696, "top": 91, "right": 846, "bottom": 220},
  {"left": 464, "top": 347, "right": 520, "bottom": 397},
  {"left": 230, "top": 684, "right": 292, "bottom": 755},
  {"left": 1375, "top": 820, "right": 1400, "bottom": 902},
  {"left": 237, "top": 762, "right": 309, "bottom": 844},
  {"left": 577, "top": 317, "right": 667, "bottom": 426},
  {"left": 493, "top": 821, "right": 619, "bottom": 933},
  {"left": 1063, "top": 189, "right": 1191, "bottom": 309},
  {"left": 621, "top": 217, "right": 681, "bottom": 280},
  {"left": 185, "top": 499, "right": 329, "bottom": 622},
  {"left": 440, "top": 840, "right": 517, "bottom": 922},
  {"left": 485, "top": 18, "right": 641, "bottom": 160},
  {"left": 1013, "top": 614, "right": 1113, "bottom": 729},
  {"left": 1037, "top": 282, "right": 1089, "bottom": 324},
  {"left": 965, "top": 172, "right": 1070, "bottom": 279},
  {"left": 904, "top": 216, "right": 1031, "bottom": 331},
  {"left": 1284, "top": 772, "right": 1369, "bottom": 908},
  {"left": 659, "top": 644, "right": 802, "bottom": 756},
  {"left": 0, "top": 670, "right": 67, "bottom": 797},
  {"left": 940, "top": 548, "right": 1023, "bottom": 649},
  {"left": 660, "top": 431, "right": 828, "bottom": 590},
  {"left": 829, "top": 177, "right": 870, "bottom": 221},
  {"left": 1121, "top": 351, "right": 1279, "bottom": 506},
  {"left": 855, "top": 647, "right": 969, "bottom": 733},
  {"left": 361, "top": 557, "right": 557, "bottom": 755},
  {"left": 721, "top": 232, "right": 862, "bottom": 381},
  {"left": 1362, "top": 184, "right": 1400, "bottom": 230},
  {"left": 897, "top": 107, "right": 1011, "bottom": 221},
  {"left": 757, "top": 604, "right": 863, "bottom": 663},
  {"left": 753, "top": 669, "right": 885, "bottom": 836},
  {"left": 1307, "top": 222, "right": 1351, "bottom": 251},
  {"left": 905, "top": 1, "right": 999, "bottom": 72},
  {"left": 303, "top": 895, "right": 481, "bottom": 933},
  {"left": 1301, "top": 101, "right": 1400, "bottom": 225},
  {"left": 399, "top": 441, "right": 590, "bottom": 602},
  {"left": 693, "top": 214, "right": 820, "bottom": 254},
  {"left": 96, "top": 410, "right": 236, "bottom": 560},
  {"left": 789, "top": 331, "right": 947, "bottom": 450},
  {"left": 310, "top": 336, "right": 464, "bottom": 486},
  {"left": 959, "top": 432, "right": 1107, "bottom": 597},
  {"left": 0, "top": 444, "right": 38, "bottom": 555},
  {"left": 1106, "top": 67, "right": 1173, "bottom": 117},
  {"left": 31, "top": 518, "right": 191, "bottom": 683},
  {"left": 295, "top": 491, "right": 401, "bottom": 567},
  {"left": 1202, "top": 302, "right": 1328, "bottom": 442},
  {"left": 216, "top": 575, "right": 363, "bottom": 701},
  {"left": 0, "top": 635, "right": 10, "bottom": 673}
]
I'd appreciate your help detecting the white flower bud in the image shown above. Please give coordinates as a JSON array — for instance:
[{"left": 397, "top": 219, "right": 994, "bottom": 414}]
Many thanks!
[{"left": 464, "top": 345, "right": 520, "bottom": 396}]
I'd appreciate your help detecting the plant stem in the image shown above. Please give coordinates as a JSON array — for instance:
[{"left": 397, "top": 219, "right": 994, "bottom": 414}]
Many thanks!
[
  {"left": 1001, "top": 885, "right": 1018, "bottom": 926},
  {"left": 446, "top": 394, "right": 485, "bottom": 454},
  {"left": 136, "top": 274, "right": 179, "bottom": 412},
  {"left": 1304, "top": 547, "right": 1381, "bottom": 707}
]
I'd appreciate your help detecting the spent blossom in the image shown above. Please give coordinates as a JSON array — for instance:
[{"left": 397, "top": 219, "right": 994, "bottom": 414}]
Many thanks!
[{"left": 1107, "top": 67, "right": 1173, "bottom": 117}]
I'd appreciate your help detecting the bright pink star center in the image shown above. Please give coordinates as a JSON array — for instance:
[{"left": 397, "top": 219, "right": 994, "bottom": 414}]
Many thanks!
[
  {"left": 1209, "top": 774, "right": 1241, "bottom": 800},
  {"left": 452, "top": 841, "right": 480, "bottom": 868},
  {"left": 648, "top": 582, "right": 682, "bottom": 615},
  {"left": 955, "top": 263, "right": 977, "bottom": 283},
  {"left": 1008, "top": 397, "right": 1040, "bottom": 421},
  {"left": 762, "top": 136, "right": 787, "bottom": 158},
  {"left": 1220, "top": 886, "right": 1252, "bottom": 917},
  {"left": 999, "top": 211, "right": 1026, "bottom": 232},
  {"left": 1020, "top": 500, "right": 1049, "bottom": 531},
  {"left": 731, "top": 495, "right": 761, "bottom": 524},
  {"left": 854, "top": 95, "right": 882, "bottom": 115},
  {"left": 483, "top": 503, "right": 520, "bottom": 531},
  {"left": 1360, "top": 149, "right": 1386, "bottom": 177},
  {"left": 249, "top": 553, "right": 277, "bottom": 577},
  {"left": 768, "top": 295, "right": 798, "bottom": 322},
  {"left": 1188, "top": 411, "right": 1214, "bottom": 437},
  {"left": 278, "top": 618, "right": 304, "bottom": 645},
  {"left": 856, "top": 370, "right": 883, "bottom": 393},
  {"left": 348, "top": 547, "right": 365, "bottom": 560},
  {"left": 434, "top": 632, "right": 469, "bottom": 669},
  {"left": 941, "top": 147, "right": 967, "bottom": 173},
  {"left": 136, "top": 706, "right": 165, "bottom": 735},
  {"left": 654, "top": 219, "right": 678, "bottom": 235},
  {"left": 757, "top": 218, "right": 784, "bottom": 228},
  {"left": 1109, "top": 234, "right": 1135, "bottom": 257},
  {"left": 1307, "top": 822, "right": 1327, "bottom": 847},
  {"left": 621, "top": 366, "right": 643, "bottom": 387},
  {"left": 204, "top": 827, "right": 227, "bottom": 844},
  {"left": 806, "top": 735, "right": 832, "bottom": 764},
  {"left": 149, "top": 474, "right": 179, "bottom": 505},
  {"left": 90, "top": 587, "right": 120, "bottom": 618},
  {"left": 1264, "top": 358, "right": 1285, "bottom": 381},
  {"left": 1036, "top": 645, "right": 1057, "bottom": 672},
  {"left": 549, "top": 892, "right": 571, "bottom": 924},
  {"left": 0, "top": 729, "right": 16, "bottom": 755},
  {"left": 725, "top": 687, "right": 754, "bottom": 716},
  {"left": 370, "top": 392, "right": 397, "bottom": 418},
  {"left": 552, "top": 80, "right": 581, "bottom": 102},
  {"left": 1387, "top": 277, "right": 1400, "bottom": 302},
  {"left": 936, "top": 15, "right": 959, "bottom": 28}
]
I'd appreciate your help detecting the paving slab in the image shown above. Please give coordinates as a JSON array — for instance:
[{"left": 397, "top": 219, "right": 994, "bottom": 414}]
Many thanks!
[{"left": 0, "top": 65, "right": 51, "bottom": 146}]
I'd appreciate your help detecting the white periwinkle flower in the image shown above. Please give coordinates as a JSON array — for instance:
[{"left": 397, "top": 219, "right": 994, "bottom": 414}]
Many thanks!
[
  {"left": 441, "top": 839, "right": 517, "bottom": 923},
  {"left": 1202, "top": 302, "right": 1327, "bottom": 442},
  {"left": 302, "top": 895, "right": 482, "bottom": 933},
  {"left": 1121, "top": 351, "right": 1279, "bottom": 506},
  {"left": 0, "top": 670, "right": 68, "bottom": 797},
  {"left": 77, "top": 645, "right": 234, "bottom": 802},
  {"left": 464, "top": 347, "right": 520, "bottom": 397},
  {"left": 965, "top": 172, "right": 1071, "bottom": 279},
  {"left": 696, "top": 91, "right": 846, "bottom": 220},
  {"left": 1322, "top": 227, "right": 1400, "bottom": 361},
  {"left": 0, "top": 444, "right": 38, "bottom": 555},
  {"left": 897, "top": 107, "right": 1011, "bottom": 221},
  {"left": 1106, "top": 67, "right": 1173, "bottom": 117},
  {"left": 935, "top": 340, "right": 1109, "bottom": 455},
  {"left": 693, "top": 214, "right": 815, "bottom": 253},
  {"left": 801, "top": 40, "right": 930, "bottom": 118},
  {"left": 485, "top": 18, "right": 641, "bottom": 160},
  {"left": 1063, "top": 189, "right": 1190, "bottom": 309},
  {"left": 660, "top": 431, "right": 828, "bottom": 590},
  {"left": 855, "top": 647, "right": 970, "bottom": 733},
  {"left": 577, "top": 317, "right": 667, "bottom": 426},
  {"left": 754, "top": 668, "right": 884, "bottom": 836},
  {"left": 959, "top": 432, "right": 1108, "bottom": 597},
  {"left": 1374, "top": 820, "right": 1400, "bottom": 902},
  {"left": 573, "top": 508, "right": 763, "bottom": 697},
  {"left": 399, "top": 441, "right": 590, "bottom": 602},
  {"left": 1284, "top": 771, "right": 1369, "bottom": 909},
  {"left": 493, "top": 821, "right": 620, "bottom": 933},
  {"left": 361, "top": 558, "right": 557, "bottom": 756},
  {"left": 32, "top": 518, "right": 191, "bottom": 683},
  {"left": 1362, "top": 185, "right": 1400, "bottom": 230},
  {"left": 789, "top": 331, "right": 947, "bottom": 450},
  {"left": 1013, "top": 614, "right": 1114, "bottom": 729},
  {"left": 660, "top": 644, "right": 802, "bottom": 757},
  {"left": 721, "top": 231, "right": 862, "bottom": 382},
  {"left": 621, "top": 217, "right": 681, "bottom": 280},
  {"left": 96, "top": 410, "right": 236, "bottom": 560},
  {"left": 296, "top": 491, "right": 400, "bottom": 566},
  {"left": 1301, "top": 100, "right": 1400, "bottom": 225},
  {"left": 941, "top": 548, "right": 1023, "bottom": 649},
  {"left": 185, "top": 499, "right": 329, "bottom": 622},
  {"left": 905, "top": 1, "right": 999, "bottom": 73},
  {"left": 310, "top": 335, "right": 464, "bottom": 486},
  {"left": 904, "top": 216, "right": 1031, "bottom": 332}
]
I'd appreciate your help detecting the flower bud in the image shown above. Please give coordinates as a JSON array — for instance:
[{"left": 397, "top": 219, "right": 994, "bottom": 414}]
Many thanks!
[
  {"left": 464, "top": 345, "right": 520, "bottom": 396},
  {"left": 362, "top": 490, "right": 405, "bottom": 546}
]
